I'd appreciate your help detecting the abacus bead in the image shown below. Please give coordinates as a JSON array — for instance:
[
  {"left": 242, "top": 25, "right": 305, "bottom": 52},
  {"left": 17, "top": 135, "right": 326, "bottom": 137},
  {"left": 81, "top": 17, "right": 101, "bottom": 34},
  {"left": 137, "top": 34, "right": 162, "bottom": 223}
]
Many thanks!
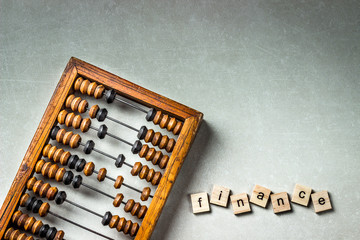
[
  {"left": 153, "top": 111, "right": 162, "bottom": 124},
  {"left": 80, "top": 79, "right": 90, "bottom": 94},
  {"left": 145, "top": 148, "right": 156, "bottom": 161},
  {"left": 72, "top": 175, "right": 82, "bottom": 188},
  {"left": 35, "top": 159, "right": 45, "bottom": 173},
  {"left": 131, "top": 162, "right": 142, "bottom": 176},
  {"left": 4, "top": 227, "right": 14, "bottom": 240},
  {"left": 173, "top": 121, "right": 183, "bottom": 135},
  {"left": 146, "top": 169, "right": 155, "bottom": 182},
  {"left": 12, "top": 210, "right": 22, "bottom": 223},
  {"left": 144, "top": 129, "right": 154, "bottom": 143},
  {"left": 123, "top": 220, "right": 132, "bottom": 234},
  {"left": 114, "top": 175, "right": 124, "bottom": 189},
  {"left": 68, "top": 155, "right": 79, "bottom": 169},
  {"left": 62, "top": 131, "right": 73, "bottom": 145},
  {"left": 72, "top": 115, "right": 82, "bottom": 129},
  {"left": 9, "top": 229, "right": 20, "bottom": 240},
  {"left": 46, "top": 145, "right": 57, "bottom": 160},
  {"left": 65, "top": 112, "right": 75, "bottom": 127},
  {"left": 83, "top": 162, "right": 95, "bottom": 176},
  {"left": 27, "top": 177, "right": 37, "bottom": 190},
  {"left": 32, "top": 220, "right": 43, "bottom": 234},
  {"left": 24, "top": 217, "right": 36, "bottom": 231},
  {"left": 20, "top": 194, "right": 29, "bottom": 207},
  {"left": 46, "top": 187, "right": 58, "bottom": 200},
  {"left": 74, "top": 77, "right": 83, "bottom": 91},
  {"left": 53, "top": 148, "right": 64, "bottom": 163},
  {"left": 158, "top": 135, "right": 168, "bottom": 149},
  {"left": 63, "top": 171, "right": 74, "bottom": 185},
  {"left": 56, "top": 128, "right": 66, "bottom": 143},
  {"left": 42, "top": 144, "right": 52, "bottom": 157},
  {"left": 113, "top": 193, "right": 124, "bottom": 207},
  {"left": 160, "top": 114, "right": 170, "bottom": 128},
  {"left": 116, "top": 217, "right": 126, "bottom": 232},
  {"left": 139, "top": 165, "right": 149, "bottom": 179},
  {"left": 138, "top": 144, "right": 149, "bottom": 158},
  {"left": 17, "top": 213, "right": 29, "bottom": 228},
  {"left": 33, "top": 180, "right": 44, "bottom": 194},
  {"left": 166, "top": 138, "right": 176, "bottom": 152},
  {"left": 32, "top": 200, "right": 43, "bottom": 213},
  {"left": 65, "top": 94, "right": 75, "bottom": 108},
  {"left": 152, "top": 172, "right": 162, "bottom": 185},
  {"left": 59, "top": 151, "right": 71, "bottom": 165},
  {"left": 97, "top": 168, "right": 107, "bottom": 181},
  {"left": 146, "top": 108, "right": 157, "bottom": 121},
  {"left": 54, "top": 230, "right": 65, "bottom": 240},
  {"left": 109, "top": 215, "right": 119, "bottom": 228},
  {"left": 141, "top": 187, "right": 151, "bottom": 201},
  {"left": 75, "top": 158, "right": 86, "bottom": 172},
  {"left": 25, "top": 236, "right": 34, "bottom": 240},
  {"left": 83, "top": 140, "right": 95, "bottom": 154},
  {"left": 152, "top": 151, "right": 163, "bottom": 165},
  {"left": 70, "top": 97, "right": 82, "bottom": 112},
  {"left": 101, "top": 211, "right": 112, "bottom": 226},
  {"left": 39, "top": 202, "right": 50, "bottom": 217},
  {"left": 17, "top": 233, "right": 28, "bottom": 240},
  {"left": 46, "top": 227, "right": 57, "bottom": 240},
  {"left": 39, "top": 224, "right": 49, "bottom": 238},
  {"left": 25, "top": 197, "right": 36, "bottom": 211},
  {"left": 78, "top": 99, "right": 88, "bottom": 113},
  {"left": 57, "top": 110, "right": 68, "bottom": 124},
  {"left": 39, "top": 183, "right": 51, "bottom": 198},
  {"left": 159, "top": 155, "right": 169, "bottom": 169},
  {"left": 115, "top": 154, "right": 125, "bottom": 168},
  {"left": 94, "top": 85, "right": 105, "bottom": 99},
  {"left": 55, "top": 168, "right": 66, "bottom": 182},
  {"left": 124, "top": 199, "right": 135, "bottom": 212},
  {"left": 137, "top": 205, "right": 147, "bottom": 219},
  {"left": 130, "top": 202, "right": 141, "bottom": 216},
  {"left": 88, "top": 105, "right": 99, "bottom": 118},
  {"left": 54, "top": 191, "right": 67, "bottom": 205},
  {"left": 80, "top": 118, "right": 91, "bottom": 132},
  {"left": 69, "top": 134, "right": 81, "bottom": 148},
  {"left": 137, "top": 126, "right": 148, "bottom": 140},
  {"left": 167, "top": 117, "right": 177, "bottom": 131},
  {"left": 48, "top": 164, "right": 59, "bottom": 178},
  {"left": 130, "top": 223, "right": 139, "bottom": 237},
  {"left": 41, "top": 162, "right": 52, "bottom": 177},
  {"left": 87, "top": 82, "right": 97, "bottom": 96}
]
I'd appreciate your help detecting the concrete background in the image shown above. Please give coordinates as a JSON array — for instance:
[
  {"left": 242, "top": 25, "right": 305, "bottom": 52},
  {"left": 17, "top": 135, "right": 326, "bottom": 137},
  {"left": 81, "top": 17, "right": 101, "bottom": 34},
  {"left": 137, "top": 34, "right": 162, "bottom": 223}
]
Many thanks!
[{"left": 1, "top": 0, "right": 359, "bottom": 239}]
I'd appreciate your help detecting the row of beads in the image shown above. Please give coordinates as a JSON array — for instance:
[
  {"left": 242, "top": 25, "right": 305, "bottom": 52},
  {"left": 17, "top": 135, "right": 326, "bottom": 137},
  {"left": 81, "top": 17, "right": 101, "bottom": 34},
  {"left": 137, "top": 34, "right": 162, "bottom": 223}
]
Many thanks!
[
  {"left": 131, "top": 162, "right": 162, "bottom": 185},
  {"left": 4, "top": 227, "right": 34, "bottom": 240},
  {"left": 101, "top": 211, "right": 139, "bottom": 237},
  {"left": 57, "top": 110, "right": 91, "bottom": 132},
  {"left": 19, "top": 193, "right": 50, "bottom": 218},
  {"left": 143, "top": 128, "right": 176, "bottom": 152},
  {"left": 54, "top": 128, "right": 81, "bottom": 148},
  {"left": 139, "top": 144, "right": 169, "bottom": 169}
]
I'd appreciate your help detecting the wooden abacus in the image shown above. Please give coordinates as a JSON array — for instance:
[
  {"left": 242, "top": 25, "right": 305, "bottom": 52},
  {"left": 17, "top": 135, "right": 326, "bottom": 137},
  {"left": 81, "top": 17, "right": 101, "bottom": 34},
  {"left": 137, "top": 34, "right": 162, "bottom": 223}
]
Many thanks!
[{"left": 0, "top": 57, "right": 203, "bottom": 240}]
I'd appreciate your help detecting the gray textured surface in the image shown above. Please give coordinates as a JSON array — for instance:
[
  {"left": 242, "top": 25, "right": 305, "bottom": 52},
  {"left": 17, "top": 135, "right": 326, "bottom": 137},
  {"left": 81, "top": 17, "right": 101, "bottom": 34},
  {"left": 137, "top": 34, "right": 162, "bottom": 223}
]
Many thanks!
[{"left": 1, "top": 0, "right": 360, "bottom": 239}]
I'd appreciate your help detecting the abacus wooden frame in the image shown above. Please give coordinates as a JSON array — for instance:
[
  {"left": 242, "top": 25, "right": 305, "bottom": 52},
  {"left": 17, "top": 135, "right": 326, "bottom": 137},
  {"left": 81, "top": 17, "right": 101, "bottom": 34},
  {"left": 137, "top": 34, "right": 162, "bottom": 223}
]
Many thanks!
[{"left": 0, "top": 57, "right": 203, "bottom": 239}]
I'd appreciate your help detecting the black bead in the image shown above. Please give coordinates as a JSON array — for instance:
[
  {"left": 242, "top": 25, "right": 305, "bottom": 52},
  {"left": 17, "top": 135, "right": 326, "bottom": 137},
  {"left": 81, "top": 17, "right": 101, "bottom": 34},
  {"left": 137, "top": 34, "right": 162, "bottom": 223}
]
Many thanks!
[
  {"left": 50, "top": 126, "right": 60, "bottom": 140},
  {"left": 83, "top": 140, "right": 95, "bottom": 154},
  {"left": 145, "top": 108, "right": 156, "bottom": 121},
  {"left": 32, "top": 199, "right": 43, "bottom": 213},
  {"left": 75, "top": 158, "right": 86, "bottom": 172},
  {"left": 54, "top": 191, "right": 67, "bottom": 205},
  {"left": 131, "top": 140, "right": 142, "bottom": 154},
  {"left": 97, "top": 124, "right": 108, "bottom": 139},
  {"left": 115, "top": 154, "right": 125, "bottom": 168},
  {"left": 137, "top": 126, "right": 148, "bottom": 140},
  {"left": 39, "top": 224, "right": 50, "bottom": 238},
  {"left": 101, "top": 211, "right": 112, "bottom": 226},
  {"left": 96, "top": 108, "right": 108, "bottom": 122},
  {"left": 72, "top": 175, "right": 82, "bottom": 188},
  {"left": 45, "top": 227, "right": 57, "bottom": 240},
  {"left": 104, "top": 89, "right": 116, "bottom": 103},
  {"left": 68, "top": 155, "right": 79, "bottom": 169},
  {"left": 63, "top": 171, "right": 74, "bottom": 185},
  {"left": 25, "top": 197, "right": 37, "bottom": 210}
]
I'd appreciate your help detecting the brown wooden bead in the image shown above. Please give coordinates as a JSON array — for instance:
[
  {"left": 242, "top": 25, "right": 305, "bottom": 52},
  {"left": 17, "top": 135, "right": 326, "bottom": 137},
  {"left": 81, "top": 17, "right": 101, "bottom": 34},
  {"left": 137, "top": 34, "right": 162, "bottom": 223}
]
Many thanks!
[
  {"left": 152, "top": 151, "right": 163, "bottom": 165},
  {"left": 137, "top": 205, "right": 147, "bottom": 219},
  {"left": 56, "top": 128, "right": 66, "bottom": 143},
  {"left": 146, "top": 169, "right": 155, "bottom": 183},
  {"left": 69, "top": 134, "right": 80, "bottom": 148},
  {"left": 94, "top": 85, "right": 105, "bottom": 99},
  {"left": 97, "top": 168, "right": 107, "bottom": 181},
  {"left": 17, "top": 233, "right": 28, "bottom": 240},
  {"left": 27, "top": 177, "right": 37, "bottom": 190},
  {"left": 17, "top": 213, "right": 29, "bottom": 228},
  {"left": 25, "top": 235, "right": 34, "bottom": 240},
  {"left": 33, "top": 179, "right": 44, "bottom": 194},
  {"left": 130, "top": 222, "right": 139, "bottom": 237},
  {"left": 48, "top": 146, "right": 58, "bottom": 160},
  {"left": 24, "top": 216, "right": 36, "bottom": 231},
  {"left": 124, "top": 199, "right": 135, "bottom": 212},
  {"left": 42, "top": 144, "right": 51, "bottom": 157},
  {"left": 46, "top": 187, "right": 58, "bottom": 200},
  {"left": 116, "top": 217, "right": 126, "bottom": 232},
  {"left": 159, "top": 155, "right": 169, "bottom": 169},
  {"left": 41, "top": 162, "right": 52, "bottom": 177},
  {"left": 158, "top": 134, "right": 168, "bottom": 149},
  {"left": 12, "top": 210, "right": 22, "bottom": 223},
  {"left": 88, "top": 105, "right": 99, "bottom": 118},
  {"left": 35, "top": 159, "right": 45, "bottom": 173},
  {"left": 130, "top": 202, "right": 141, "bottom": 216},
  {"left": 74, "top": 77, "right": 83, "bottom": 91},
  {"left": 39, "top": 183, "right": 50, "bottom": 198},
  {"left": 72, "top": 115, "right": 82, "bottom": 129},
  {"left": 159, "top": 114, "right": 170, "bottom": 128},
  {"left": 153, "top": 111, "right": 162, "bottom": 124},
  {"left": 152, "top": 132, "right": 162, "bottom": 146},
  {"left": 123, "top": 220, "right": 132, "bottom": 235},
  {"left": 31, "top": 220, "right": 43, "bottom": 234},
  {"left": 151, "top": 171, "right": 162, "bottom": 185},
  {"left": 60, "top": 151, "right": 71, "bottom": 165},
  {"left": 139, "top": 165, "right": 149, "bottom": 179},
  {"left": 145, "top": 148, "right": 156, "bottom": 161},
  {"left": 78, "top": 99, "right": 88, "bottom": 113},
  {"left": 4, "top": 227, "right": 14, "bottom": 240},
  {"left": 113, "top": 193, "right": 124, "bottom": 207},
  {"left": 87, "top": 82, "right": 97, "bottom": 96},
  {"left": 39, "top": 202, "right": 50, "bottom": 217},
  {"left": 9, "top": 229, "right": 20, "bottom": 240},
  {"left": 166, "top": 138, "right": 176, "bottom": 152},
  {"left": 57, "top": 110, "right": 68, "bottom": 124},
  {"left": 53, "top": 148, "right": 64, "bottom": 163},
  {"left": 173, "top": 121, "right": 183, "bottom": 135},
  {"left": 64, "top": 112, "right": 74, "bottom": 127},
  {"left": 48, "top": 164, "right": 59, "bottom": 178},
  {"left": 65, "top": 94, "right": 75, "bottom": 108},
  {"left": 80, "top": 118, "right": 91, "bottom": 132},
  {"left": 114, "top": 175, "right": 124, "bottom": 189},
  {"left": 144, "top": 129, "right": 154, "bottom": 143},
  {"left": 54, "top": 230, "right": 65, "bottom": 240},
  {"left": 138, "top": 144, "right": 149, "bottom": 158},
  {"left": 20, "top": 194, "right": 29, "bottom": 207},
  {"left": 131, "top": 162, "right": 142, "bottom": 176},
  {"left": 70, "top": 97, "right": 81, "bottom": 112},
  {"left": 55, "top": 167, "right": 66, "bottom": 182},
  {"left": 141, "top": 187, "right": 151, "bottom": 201},
  {"left": 80, "top": 79, "right": 90, "bottom": 94},
  {"left": 83, "top": 162, "right": 95, "bottom": 176},
  {"left": 109, "top": 215, "right": 119, "bottom": 228},
  {"left": 167, "top": 117, "right": 177, "bottom": 131}
]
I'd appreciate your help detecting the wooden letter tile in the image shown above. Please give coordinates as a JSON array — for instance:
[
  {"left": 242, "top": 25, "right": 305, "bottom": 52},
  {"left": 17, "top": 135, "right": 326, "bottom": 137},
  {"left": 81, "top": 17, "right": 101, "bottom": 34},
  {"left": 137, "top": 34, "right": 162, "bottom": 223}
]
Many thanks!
[
  {"left": 291, "top": 184, "right": 312, "bottom": 206},
  {"left": 191, "top": 192, "right": 210, "bottom": 214},
  {"left": 249, "top": 185, "right": 271, "bottom": 208},
  {"left": 230, "top": 193, "right": 251, "bottom": 215},
  {"left": 271, "top": 192, "right": 291, "bottom": 214},
  {"left": 311, "top": 191, "right": 332, "bottom": 213},
  {"left": 210, "top": 185, "right": 231, "bottom": 207}
]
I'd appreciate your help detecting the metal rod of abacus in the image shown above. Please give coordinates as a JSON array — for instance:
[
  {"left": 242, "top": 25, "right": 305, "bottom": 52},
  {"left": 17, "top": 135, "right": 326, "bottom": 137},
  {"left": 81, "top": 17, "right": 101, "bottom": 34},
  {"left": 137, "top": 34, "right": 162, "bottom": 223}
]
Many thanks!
[
  {"left": 106, "top": 115, "right": 139, "bottom": 132},
  {"left": 64, "top": 199, "right": 103, "bottom": 218},
  {"left": 81, "top": 182, "right": 125, "bottom": 203},
  {"left": 88, "top": 125, "right": 134, "bottom": 147},
  {"left": 48, "top": 211, "right": 114, "bottom": 240},
  {"left": 113, "top": 95, "right": 148, "bottom": 114}
]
